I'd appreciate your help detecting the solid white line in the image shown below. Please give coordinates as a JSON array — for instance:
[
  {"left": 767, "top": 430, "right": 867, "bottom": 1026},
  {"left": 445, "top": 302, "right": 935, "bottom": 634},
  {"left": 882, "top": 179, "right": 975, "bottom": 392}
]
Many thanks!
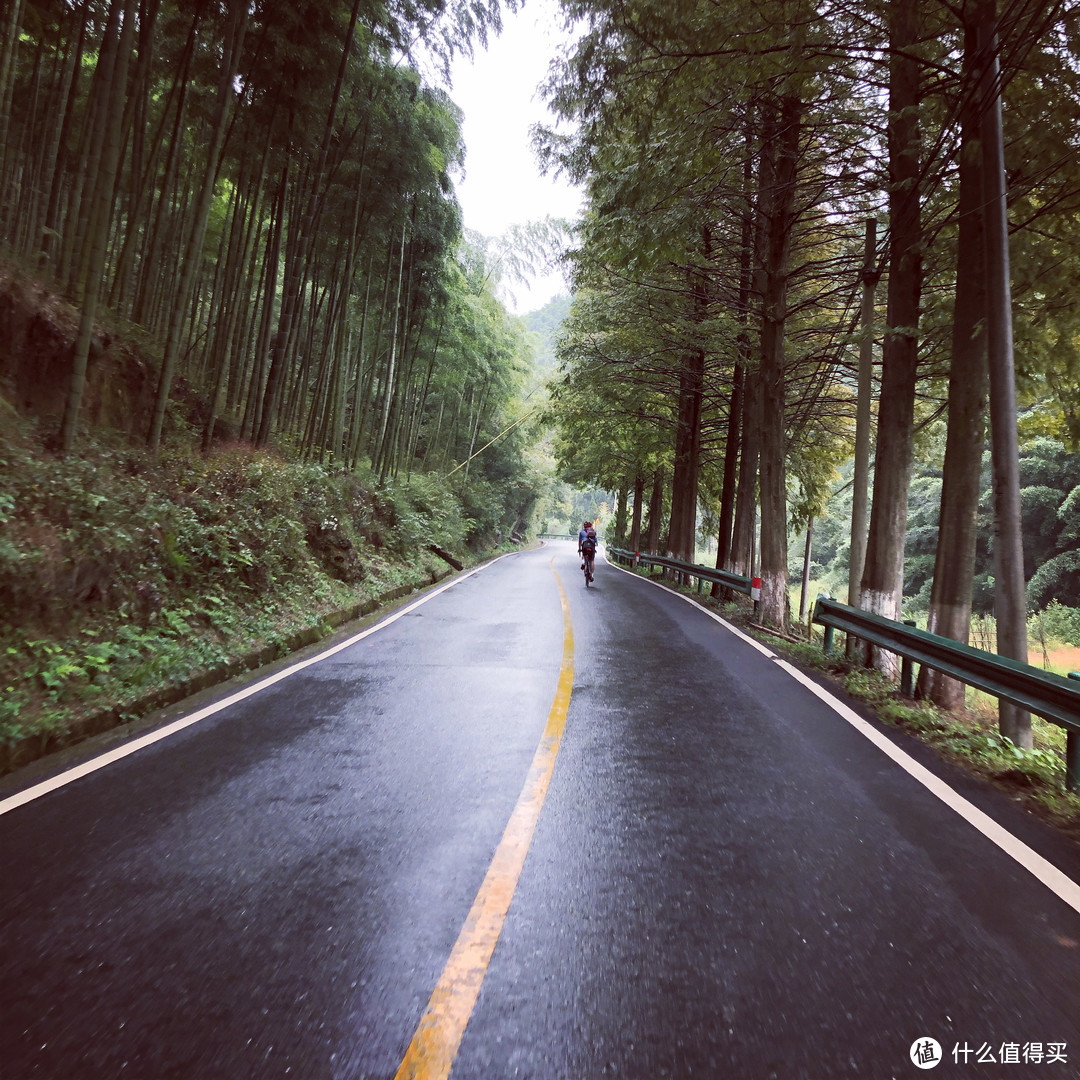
[
  {"left": 772, "top": 657, "right": 1080, "bottom": 912},
  {"left": 608, "top": 559, "right": 1080, "bottom": 915},
  {"left": 606, "top": 558, "right": 778, "bottom": 661},
  {"left": 0, "top": 556, "right": 513, "bottom": 817}
]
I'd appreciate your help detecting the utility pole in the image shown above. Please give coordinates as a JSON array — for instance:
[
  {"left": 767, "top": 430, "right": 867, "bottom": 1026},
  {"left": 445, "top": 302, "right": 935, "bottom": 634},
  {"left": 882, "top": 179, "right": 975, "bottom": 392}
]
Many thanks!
[
  {"left": 978, "top": 1, "right": 1030, "bottom": 747},
  {"left": 799, "top": 516, "right": 815, "bottom": 623},
  {"left": 848, "top": 218, "right": 877, "bottom": 608}
]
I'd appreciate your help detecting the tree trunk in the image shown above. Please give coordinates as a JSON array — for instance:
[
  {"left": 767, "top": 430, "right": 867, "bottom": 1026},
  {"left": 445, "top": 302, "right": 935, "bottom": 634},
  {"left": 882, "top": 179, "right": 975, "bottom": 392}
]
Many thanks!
[
  {"left": 148, "top": 0, "right": 247, "bottom": 449},
  {"left": 613, "top": 484, "right": 629, "bottom": 546},
  {"left": 243, "top": 173, "right": 284, "bottom": 442},
  {"left": 977, "top": 0, "right": 1030, "bottom": 746},
  {"left": 645, "top": 468, "right": 664, "bottom": 554},
  {"left": 715, "top": 363, "right": 743, "bottom": 575},
  {"left": 667, "top": 343, "right": 704, "bottom": 560},
  {"left": 731, "top": 366, "right": 761, "bottom": 579},
  {"left": 462, "top": 387, "right": 487, "bottom": 485},
  {"left": 668, "top": 234, "right": 710, "bottom": 562},
  {"left": 799, "top": 517, "right": 814, "bottom": 624},
  {"left": 34, "top": 48, "right": 73, "bottom": 254},
  {"left": 0, "top": 0, "right": 28, "bottom": 208},
  {"left": 859, "top": 0, "right": 923, "bottom": 671},
  {"left": 228, "top": 209, "right": 266, "bottom": 414},
  {"left": 354, "top": 245, "right": 396, "bottom": 463},
  {"left": 918, "top": 4, "right": 989, "bottom": 709},
  {"left": 0, "top": 0, "right": 31, "bottom": 247},
  {"left": 203, "top": 169, "right": 264, "bottom": 451},
  {"left": 408, "top": 316, "right": 443, "bottom": 471},
  {"left": 374, "top": 221, "right": 408, "bottom": 475},
  {"left": 629, "top": 472, "right": 645, "bottom": 552},
  {"left": 254, "top": 167, "right": 300, "bottom": 445},
  {"left": 714, "top": 121, "right": 755, "bottom": 597},
  {"left": 348, "top": 256, "right": 375, "bottom": 468},
  {"left": 757, "top": 95, "right": 802, "bottom": 631},
  {"left": 60, "top": 0, "right": 137, "bottom": 452},
  {"left": 848, "top": 218, "right": 878, "bottom": 606},
  {"left": 131, "top": 7, "right": 199, "bottom": 325},
  {"left": 59, "top": 0, "right": 122, "bottom": 294},
  {"left": 39, "top": 8, "right": 88, "bottom": 267},
  {"left": 255, "top": 0, "right": 363, "bottom": 449}
]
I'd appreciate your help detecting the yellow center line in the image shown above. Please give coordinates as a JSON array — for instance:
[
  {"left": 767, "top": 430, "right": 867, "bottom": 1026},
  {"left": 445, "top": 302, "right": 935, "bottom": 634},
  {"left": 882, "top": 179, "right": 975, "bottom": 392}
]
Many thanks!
[{"left": 394, "top": 558, "right": 575, "bottom": 1080}]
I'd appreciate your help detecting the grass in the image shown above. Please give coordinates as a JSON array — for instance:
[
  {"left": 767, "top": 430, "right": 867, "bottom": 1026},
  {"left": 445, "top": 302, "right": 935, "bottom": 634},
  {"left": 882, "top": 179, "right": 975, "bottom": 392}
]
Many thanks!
[
  {"left": 1038, "top": 643, "right": 1080, "bottom": 678},
  {"left": 0, "top": 421, "right": 514, "bottom": 767},
  {"left": 0, "top": 563, "right": 444, "bottom": 764}
]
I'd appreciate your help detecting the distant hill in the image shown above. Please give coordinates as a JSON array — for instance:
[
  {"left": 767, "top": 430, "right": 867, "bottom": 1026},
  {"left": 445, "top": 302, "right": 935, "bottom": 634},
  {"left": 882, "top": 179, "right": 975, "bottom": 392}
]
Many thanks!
[{"left": 524, "top": 295, "right": 572, "bottom": 369}]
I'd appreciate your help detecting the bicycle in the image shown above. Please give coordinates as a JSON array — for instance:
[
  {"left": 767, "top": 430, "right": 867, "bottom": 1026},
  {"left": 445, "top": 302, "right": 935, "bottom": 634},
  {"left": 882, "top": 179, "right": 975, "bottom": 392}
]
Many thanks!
[{"left": 581, "top": 548, "right": 595, "bottom": 587}]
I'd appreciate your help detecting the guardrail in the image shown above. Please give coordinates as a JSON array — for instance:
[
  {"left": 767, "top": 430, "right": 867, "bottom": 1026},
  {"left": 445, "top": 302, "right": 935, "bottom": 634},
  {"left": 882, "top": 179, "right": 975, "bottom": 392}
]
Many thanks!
[
  {"left": 539, "top": 532, "right": 607, "bottom": 541},
  {"left": 607, "top": 547, "right": 753, "bottom": 597},
  {"left": 812, "top": 596, "right": 1080, "bottom": 791}
]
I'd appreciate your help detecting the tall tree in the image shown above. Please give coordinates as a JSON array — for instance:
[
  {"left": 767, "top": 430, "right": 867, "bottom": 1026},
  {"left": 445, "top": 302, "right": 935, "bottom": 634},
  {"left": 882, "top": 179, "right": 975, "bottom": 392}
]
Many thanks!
[
  {"left": 976, "top": 0, "right": 1030, "bottom": 744},
  {"left": 60, "top": 0, "right": 137, "bottom": 452},
  {"left": 918, "top": 0, "right": 988, "bottom": 708},
  {"left": 859, "top": 0, "right": 924, "bottom": 668}
]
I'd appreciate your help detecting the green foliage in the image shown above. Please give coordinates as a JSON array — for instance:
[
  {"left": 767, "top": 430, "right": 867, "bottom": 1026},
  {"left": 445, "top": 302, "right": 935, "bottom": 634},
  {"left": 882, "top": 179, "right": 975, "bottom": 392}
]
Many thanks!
[
  {"left": 410, "top": 234, "right": 558, "bottom": 536},
  {"left": 382, "top": 473, "right": 465, "bottom": 551},
  {"left": 801, "top": 436, "right": 1080, "bottom": 615},
  {"left": 545, "top": 288, "right": 677, "bottom": 494},
  {"left": 0, "top": 428, "right": 509, "bottom": 749},
  {"left": 842, "top": 667, "right": 896, "bottom": 706},
  {"left": 1029, "top": 602, "right": 1080, "bottom": 648},
  {"left": 1029, "top": 552, "right": 1080, "bottom": 613}
]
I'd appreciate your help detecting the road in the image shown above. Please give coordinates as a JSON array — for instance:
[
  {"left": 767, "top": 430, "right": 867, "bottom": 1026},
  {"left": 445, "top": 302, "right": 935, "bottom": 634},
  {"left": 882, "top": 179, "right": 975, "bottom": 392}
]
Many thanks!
[{"left": 3, "top": 542, "right": 1080, "bottom": 1079}]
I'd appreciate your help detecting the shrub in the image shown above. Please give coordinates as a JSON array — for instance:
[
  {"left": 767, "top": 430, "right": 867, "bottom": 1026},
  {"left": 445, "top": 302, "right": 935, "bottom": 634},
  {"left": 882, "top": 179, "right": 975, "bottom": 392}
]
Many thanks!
[{"left": 1029, "top": 601, "right": 1080, "bottom": 647}]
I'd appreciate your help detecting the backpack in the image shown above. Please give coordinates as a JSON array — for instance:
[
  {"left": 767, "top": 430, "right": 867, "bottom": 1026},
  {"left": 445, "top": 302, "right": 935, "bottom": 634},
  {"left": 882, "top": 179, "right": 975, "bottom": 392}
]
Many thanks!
[{"left": 582, "top": 528, "right": 597, "bottom": 553}]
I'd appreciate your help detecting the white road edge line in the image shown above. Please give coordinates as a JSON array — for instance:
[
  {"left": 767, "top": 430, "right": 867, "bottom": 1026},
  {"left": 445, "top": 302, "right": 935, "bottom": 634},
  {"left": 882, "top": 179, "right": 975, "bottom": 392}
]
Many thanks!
[
  {"left": 1, "top": 556, "right": 515, "bottom": 817},
  {"left": 608, "top": 557, "right": 1080, "bottom": 915}
]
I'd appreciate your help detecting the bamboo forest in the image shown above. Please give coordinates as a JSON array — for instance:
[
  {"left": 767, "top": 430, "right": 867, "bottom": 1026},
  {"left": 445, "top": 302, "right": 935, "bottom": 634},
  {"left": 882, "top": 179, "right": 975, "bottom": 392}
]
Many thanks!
[{"left": 3, "top": 0, "right": 1080, "bottom": 760}]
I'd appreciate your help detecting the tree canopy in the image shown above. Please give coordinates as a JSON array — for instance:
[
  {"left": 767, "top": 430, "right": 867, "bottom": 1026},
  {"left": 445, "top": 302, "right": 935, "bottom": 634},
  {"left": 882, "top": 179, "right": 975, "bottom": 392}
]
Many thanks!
[
  {"left": 538, "top": 0, "right": 1080, "bottom": 737},
  {"left": 0, "top": 0, "right": 556, "bottom": 543}
]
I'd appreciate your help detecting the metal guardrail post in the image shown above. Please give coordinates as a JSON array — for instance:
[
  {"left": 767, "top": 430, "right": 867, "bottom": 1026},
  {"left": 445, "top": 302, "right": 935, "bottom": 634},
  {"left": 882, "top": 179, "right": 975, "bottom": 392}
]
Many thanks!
[
  {"left": 1069, "top": 673, "right": 1080, "bottom": 794},
  {"left": 901, "top": 621, "right": 917, "bottom": 696},
  {"left": 823, "top": 624, "right": 835, "bottom": 655}
]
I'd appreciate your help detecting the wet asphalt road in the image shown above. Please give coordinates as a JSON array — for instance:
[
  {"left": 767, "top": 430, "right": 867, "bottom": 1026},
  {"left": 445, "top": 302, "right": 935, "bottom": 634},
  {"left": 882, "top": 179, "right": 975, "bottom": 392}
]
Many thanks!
[{"left": 3, "top": 542, "right": 1080, "bottom": 1080}]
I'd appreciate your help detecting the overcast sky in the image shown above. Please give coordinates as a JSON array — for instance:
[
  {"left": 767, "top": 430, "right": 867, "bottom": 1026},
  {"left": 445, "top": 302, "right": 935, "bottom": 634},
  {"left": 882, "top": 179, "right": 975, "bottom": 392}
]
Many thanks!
[{"left": 444, "top": 0, "right": 584, "bottom": 315}]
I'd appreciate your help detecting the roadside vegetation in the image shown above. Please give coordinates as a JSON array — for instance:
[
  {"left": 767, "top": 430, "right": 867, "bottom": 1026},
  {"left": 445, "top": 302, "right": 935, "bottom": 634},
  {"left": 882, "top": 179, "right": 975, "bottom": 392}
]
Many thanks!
[
  {"left": 0, "top": 407, "right": 545, "bottom": 768},
  {"left": 0, "top": 2, "right": 577, "bottom": 770},
  {"left": 542, "top": 0, "right": 1080, "bottom": 764}
]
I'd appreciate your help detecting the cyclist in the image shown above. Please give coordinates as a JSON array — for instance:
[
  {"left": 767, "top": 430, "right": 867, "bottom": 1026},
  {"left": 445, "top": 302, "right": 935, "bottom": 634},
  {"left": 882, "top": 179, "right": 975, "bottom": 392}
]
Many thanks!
[
  {"left": 578, "top": 520, "right": 591, "bottom": 565},
  {"left": 579, "top": 521, "right": 598, "bottom": 582}
]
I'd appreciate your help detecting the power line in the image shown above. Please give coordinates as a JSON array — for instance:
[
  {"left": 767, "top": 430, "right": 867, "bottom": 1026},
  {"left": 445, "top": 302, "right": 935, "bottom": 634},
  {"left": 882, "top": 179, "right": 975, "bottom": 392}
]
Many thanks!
[{"left": 445, "top": 406, "right": 541, "bottom": 477}]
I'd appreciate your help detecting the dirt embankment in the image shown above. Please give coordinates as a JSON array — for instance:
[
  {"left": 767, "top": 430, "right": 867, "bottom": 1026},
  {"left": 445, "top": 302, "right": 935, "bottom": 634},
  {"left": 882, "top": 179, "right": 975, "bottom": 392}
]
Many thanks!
[{"left": 0, "top": 268, "right": 158, "bottom": 437}]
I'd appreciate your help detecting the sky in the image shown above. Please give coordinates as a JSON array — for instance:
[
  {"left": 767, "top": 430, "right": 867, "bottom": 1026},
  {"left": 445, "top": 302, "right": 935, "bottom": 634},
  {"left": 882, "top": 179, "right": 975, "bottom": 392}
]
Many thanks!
[{"left": 443, "top": 0, "right": 584, "bottom": 315}]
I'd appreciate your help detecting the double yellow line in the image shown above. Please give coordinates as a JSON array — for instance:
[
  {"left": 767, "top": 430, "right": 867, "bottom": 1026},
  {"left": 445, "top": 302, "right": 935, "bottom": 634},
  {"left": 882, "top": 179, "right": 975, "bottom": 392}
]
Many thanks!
[{"left": 394, "top": 559, "right": 575, "bottom": 1080}]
